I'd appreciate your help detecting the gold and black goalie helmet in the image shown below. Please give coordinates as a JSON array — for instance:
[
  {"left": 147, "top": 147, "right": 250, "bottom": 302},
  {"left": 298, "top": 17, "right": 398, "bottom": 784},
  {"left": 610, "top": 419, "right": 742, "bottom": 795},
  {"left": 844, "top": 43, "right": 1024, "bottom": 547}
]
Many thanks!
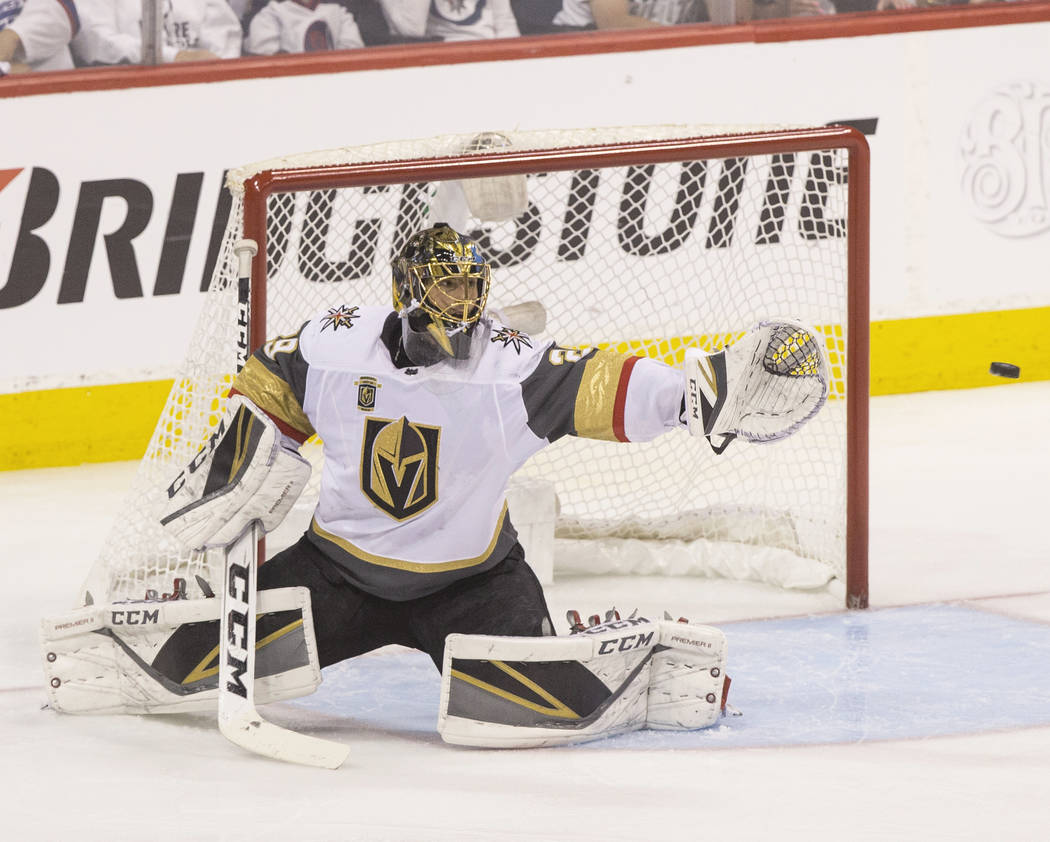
[{"left": 392, "top": 223, "right": 491, "bottom": 365}]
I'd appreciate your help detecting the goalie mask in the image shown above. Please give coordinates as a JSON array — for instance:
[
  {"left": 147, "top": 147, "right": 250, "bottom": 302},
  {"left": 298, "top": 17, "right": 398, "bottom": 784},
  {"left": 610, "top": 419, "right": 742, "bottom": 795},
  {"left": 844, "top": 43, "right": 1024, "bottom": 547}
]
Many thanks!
[{"left": 392, "top": 223, "right": 491, "bottom": 366}]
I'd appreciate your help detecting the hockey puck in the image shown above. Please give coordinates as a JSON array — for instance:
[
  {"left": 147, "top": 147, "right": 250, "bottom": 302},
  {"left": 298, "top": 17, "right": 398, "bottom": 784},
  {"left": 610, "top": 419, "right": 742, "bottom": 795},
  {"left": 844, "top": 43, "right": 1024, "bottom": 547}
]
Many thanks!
[{"left": 989, "top": 362, "right": 1021, "bottom": 379}]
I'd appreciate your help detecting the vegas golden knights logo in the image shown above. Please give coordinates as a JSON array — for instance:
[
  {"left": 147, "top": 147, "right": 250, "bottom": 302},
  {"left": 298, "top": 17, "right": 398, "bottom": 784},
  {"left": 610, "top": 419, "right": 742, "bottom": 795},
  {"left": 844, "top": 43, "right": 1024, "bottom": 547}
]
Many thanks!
[
  {"left": 355, "top": 376, "right": 380, "bottom": 412},
  {"left": 360, "top": 416, "right": 440, "bottom": 520}
]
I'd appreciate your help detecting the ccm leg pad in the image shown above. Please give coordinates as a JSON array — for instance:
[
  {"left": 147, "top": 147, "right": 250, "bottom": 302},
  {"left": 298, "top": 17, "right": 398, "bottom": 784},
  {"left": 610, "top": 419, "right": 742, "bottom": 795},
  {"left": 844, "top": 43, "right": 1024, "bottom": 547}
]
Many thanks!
[
  {"left": 439, "top": 616, "right": 730, "bottom": 747},
  {"left": 41, "top": 587, "right": 321, "bottom": 714}
]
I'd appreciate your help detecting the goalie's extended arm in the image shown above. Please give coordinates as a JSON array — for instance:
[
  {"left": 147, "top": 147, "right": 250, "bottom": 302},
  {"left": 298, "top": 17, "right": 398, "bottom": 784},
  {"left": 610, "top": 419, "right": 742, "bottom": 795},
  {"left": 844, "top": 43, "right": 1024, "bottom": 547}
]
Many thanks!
[
  {"left": 519, "top": 345, "right": 684, "bottom": 446},
  {"left": 159, "top": 395, "right": 311, "bottom": 550}
]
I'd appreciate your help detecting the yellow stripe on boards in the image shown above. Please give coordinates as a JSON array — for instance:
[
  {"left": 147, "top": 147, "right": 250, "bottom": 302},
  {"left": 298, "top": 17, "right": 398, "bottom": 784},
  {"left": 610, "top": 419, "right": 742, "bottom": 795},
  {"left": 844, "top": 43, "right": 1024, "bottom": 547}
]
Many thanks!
[
  {"left": 0, "top": 379, "right": 171, "bottom": 471},
  {"left": 2, "top": 307, "right": 1047, "bottom": 471},
  {"left": 869, "top": 307, "right": 1050, "bottom": 395}
]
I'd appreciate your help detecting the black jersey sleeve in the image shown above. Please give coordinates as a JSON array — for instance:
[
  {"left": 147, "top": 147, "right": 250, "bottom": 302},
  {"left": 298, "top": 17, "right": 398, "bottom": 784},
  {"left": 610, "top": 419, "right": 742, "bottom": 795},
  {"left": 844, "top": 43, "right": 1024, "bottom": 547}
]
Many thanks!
[{"left": 229, "top": 322, "right": 316, "bottom": 443}]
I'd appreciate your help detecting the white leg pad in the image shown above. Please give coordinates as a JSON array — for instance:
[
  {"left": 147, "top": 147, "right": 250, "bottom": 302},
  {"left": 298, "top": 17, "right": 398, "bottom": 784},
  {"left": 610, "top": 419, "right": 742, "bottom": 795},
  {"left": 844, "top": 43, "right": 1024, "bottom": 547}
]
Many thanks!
[{"left": 41, "top": 587, "right": 321, "bottom": 715}]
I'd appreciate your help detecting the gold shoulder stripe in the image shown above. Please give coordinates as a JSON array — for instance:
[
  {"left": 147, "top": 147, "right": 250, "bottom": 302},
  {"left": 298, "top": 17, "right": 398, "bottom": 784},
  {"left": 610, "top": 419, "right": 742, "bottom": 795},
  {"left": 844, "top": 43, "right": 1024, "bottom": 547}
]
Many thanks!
[
  {"left": 573, "top": 350, "right": 635, "bottom": 442},
  {"left": 232, "top": 356, "right": 316, "bottom": 440}
]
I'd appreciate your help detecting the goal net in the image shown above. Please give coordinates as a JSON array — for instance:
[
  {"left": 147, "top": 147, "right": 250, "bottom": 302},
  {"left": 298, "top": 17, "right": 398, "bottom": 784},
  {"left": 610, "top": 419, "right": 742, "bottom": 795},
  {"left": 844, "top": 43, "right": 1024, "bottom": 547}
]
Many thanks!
[{"left": 78, "top": 125, "right": 869, "bottom": 610}]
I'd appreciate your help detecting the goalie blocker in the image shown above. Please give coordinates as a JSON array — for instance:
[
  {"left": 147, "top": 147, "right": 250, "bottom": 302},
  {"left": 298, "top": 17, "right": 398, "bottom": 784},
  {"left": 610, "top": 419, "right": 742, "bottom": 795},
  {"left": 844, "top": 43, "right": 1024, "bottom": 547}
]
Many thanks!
[
  {"left": 160, "top": 394, "right": 311, "bottom": 551},
  {"left": 439, "top": 616, "right": 729, "bottom": 748}
]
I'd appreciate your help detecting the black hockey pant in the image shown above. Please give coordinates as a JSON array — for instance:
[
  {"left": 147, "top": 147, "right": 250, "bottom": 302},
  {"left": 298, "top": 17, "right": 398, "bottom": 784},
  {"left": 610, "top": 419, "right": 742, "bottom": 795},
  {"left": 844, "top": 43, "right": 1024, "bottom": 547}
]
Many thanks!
[{"left": 258, "top": 534, "right": 554, "bottom": 671}]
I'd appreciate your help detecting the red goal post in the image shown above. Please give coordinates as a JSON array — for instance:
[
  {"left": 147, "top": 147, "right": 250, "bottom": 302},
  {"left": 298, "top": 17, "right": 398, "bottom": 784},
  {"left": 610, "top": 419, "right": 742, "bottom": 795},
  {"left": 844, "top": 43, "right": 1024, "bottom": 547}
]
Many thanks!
[{"left": 80, "top": 124, "right": 869, "bottom": 611}]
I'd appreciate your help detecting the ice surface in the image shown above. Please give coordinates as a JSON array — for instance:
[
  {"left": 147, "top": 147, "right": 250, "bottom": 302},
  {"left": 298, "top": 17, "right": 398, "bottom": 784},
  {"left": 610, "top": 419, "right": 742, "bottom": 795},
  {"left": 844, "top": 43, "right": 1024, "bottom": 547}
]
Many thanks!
[
  {"left": 290, "top": 603, "right": 1050, "bottom": 748},
  {"left": 3, "top": 383, "right": 1049, "bottom": 840}
]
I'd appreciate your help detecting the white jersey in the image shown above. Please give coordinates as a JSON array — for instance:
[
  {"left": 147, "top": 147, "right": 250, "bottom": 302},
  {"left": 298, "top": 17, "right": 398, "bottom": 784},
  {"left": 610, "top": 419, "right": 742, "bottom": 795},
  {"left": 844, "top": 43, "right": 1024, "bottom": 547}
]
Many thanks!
[
  {"left": 1, "top": 0, "right": 77, "bottom": 70},
  {"left": 232, "top": 305, "right": 683, "bottom": 600},
  {"left": 379, "top": 0, "right": 518, "bottom": 42},
  {"left": 246, "top": 0, "right": 363, "bottom": 55},
  {"left": 72, "top": 0, "right": 240, "bottom": 65}
]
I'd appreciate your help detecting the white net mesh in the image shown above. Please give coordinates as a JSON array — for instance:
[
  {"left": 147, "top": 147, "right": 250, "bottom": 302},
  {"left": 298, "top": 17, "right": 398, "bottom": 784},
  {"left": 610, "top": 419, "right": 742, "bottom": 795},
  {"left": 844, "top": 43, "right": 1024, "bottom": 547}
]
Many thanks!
[{"left": 79, "top": 125, "right": 863, "bottom": 607}]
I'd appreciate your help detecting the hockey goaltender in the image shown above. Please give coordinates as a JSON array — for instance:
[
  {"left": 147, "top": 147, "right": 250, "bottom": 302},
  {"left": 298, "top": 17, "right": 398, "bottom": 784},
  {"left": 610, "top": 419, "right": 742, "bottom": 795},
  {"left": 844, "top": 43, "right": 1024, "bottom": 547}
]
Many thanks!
[{"left": 42, "top": 223, "right": 829, "bottom": 754}]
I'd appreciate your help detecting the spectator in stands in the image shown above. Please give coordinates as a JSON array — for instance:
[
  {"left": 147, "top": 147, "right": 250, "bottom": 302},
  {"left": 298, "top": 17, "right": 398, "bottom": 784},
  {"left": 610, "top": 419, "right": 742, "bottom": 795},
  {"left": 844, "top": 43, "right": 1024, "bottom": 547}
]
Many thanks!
[
  {"left": 750, "top": 0, "right": 930, "bottom": 17},
  {"left": 244, "top": 0, "right": 364, "bottom": 54},
  {"left": 511, "top": 0, "right": 585, "bottom": 33},
  {"left": 0, "top": 0, "right": 79, "bottom": 74},
  {"left": 863, "top": 0, "right": 939, "bottom": 9},
  {"left": 591, "top": 0, "right": 711, "bottom": 26},
  {"left": 751, "top": 0, "right": 835, "bottom": 17},
  {"left": 344, "top": 0, "right": 393, "bottom": 44},
  {"left": 378, "top": 0, "right": 519, "bottom": 43},
  {"left": 238, "top": 0, "right": 393, "bottom": 45},
  {"left": 511, "top": 0, "right": 742, "bottom": 32},
  {"left": 73, "top": 0, "right": 241, "bottom": 65}
]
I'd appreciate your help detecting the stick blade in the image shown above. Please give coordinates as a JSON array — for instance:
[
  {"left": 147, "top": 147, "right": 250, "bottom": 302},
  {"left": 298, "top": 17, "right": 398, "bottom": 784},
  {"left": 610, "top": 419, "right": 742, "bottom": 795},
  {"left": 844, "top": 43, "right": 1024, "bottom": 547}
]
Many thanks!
[{"left": 220, "top": 710, "right": 349, "bottom": 769}]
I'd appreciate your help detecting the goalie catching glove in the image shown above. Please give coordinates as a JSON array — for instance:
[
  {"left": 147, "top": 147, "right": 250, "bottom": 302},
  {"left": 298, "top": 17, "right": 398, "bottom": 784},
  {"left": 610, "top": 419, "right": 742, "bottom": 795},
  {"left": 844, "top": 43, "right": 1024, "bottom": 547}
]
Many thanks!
[
  {"left": 160, "top": 395, "right": 311, "bottom": 550},
  {"left": 685, "top": 319, "right": 829, "bottom": 453}
]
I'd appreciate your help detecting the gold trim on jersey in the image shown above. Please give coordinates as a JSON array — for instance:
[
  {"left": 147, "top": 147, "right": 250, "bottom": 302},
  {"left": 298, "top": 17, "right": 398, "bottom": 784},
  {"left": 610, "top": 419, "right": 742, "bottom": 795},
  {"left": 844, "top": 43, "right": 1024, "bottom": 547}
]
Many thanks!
[
  {"left": 232, "top": 356, "right": 316, "bottom": 439},
  {"left": 309, "top": 503, "right": 509, "bottom": 573},
  {"left": 573, "top": 350, "right": 630, "bottom": 441}
]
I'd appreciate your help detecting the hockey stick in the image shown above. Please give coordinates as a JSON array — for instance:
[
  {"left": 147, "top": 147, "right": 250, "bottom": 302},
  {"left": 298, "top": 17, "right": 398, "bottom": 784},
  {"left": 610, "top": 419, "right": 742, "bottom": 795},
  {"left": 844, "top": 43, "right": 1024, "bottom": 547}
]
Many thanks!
[{"left": 218, "top": 521, "right": 349, "bottom": 769}]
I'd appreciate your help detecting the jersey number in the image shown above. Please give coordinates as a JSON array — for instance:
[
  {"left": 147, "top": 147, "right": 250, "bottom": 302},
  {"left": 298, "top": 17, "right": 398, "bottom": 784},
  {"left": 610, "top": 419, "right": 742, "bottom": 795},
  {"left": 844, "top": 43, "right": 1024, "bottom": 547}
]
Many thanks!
[
  {"left": 548, "top": 347, "right": 592, "bottom": 366},
  {"left": 262, "top": 334, "right": 300, "bottom": 360}
]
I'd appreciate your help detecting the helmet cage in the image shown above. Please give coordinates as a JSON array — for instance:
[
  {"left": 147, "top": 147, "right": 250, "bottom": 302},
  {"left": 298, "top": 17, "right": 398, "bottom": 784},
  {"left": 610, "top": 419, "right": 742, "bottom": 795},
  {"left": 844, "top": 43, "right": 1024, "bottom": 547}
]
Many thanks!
[{"left": 408, "top": 260, "right": 491, "bottom": 330}]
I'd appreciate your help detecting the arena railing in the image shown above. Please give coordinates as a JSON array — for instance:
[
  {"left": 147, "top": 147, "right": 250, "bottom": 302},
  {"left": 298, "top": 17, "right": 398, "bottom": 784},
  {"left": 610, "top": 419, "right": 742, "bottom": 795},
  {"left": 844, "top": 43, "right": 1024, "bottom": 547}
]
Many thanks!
[{"left": 2, "top": 1, "right": 1050, "bottom": 100}]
